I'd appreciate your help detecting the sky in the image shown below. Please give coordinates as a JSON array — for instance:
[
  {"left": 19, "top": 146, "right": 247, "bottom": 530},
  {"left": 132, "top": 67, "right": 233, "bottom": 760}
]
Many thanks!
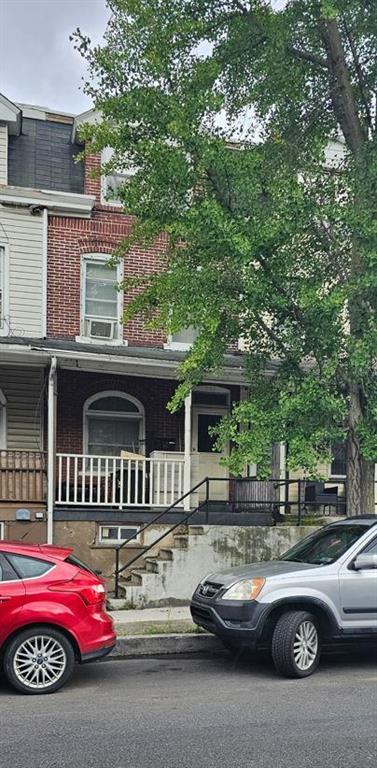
[{"left": 0, "top": 0, "right": 110, "bottom": 115}]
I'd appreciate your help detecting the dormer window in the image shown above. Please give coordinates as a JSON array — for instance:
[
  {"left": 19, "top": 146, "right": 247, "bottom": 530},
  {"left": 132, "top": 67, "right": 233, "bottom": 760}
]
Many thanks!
[{"left": 80, "top": 254, "right": 123, "bottom": 343}]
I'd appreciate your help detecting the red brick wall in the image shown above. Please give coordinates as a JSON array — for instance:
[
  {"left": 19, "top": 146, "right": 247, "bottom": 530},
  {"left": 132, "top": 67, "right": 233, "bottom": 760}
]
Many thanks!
[
  {"left": 47, "top": 209, "right": 167, "bottom": 347},
  {"left": 56, "top": 370, "right": 184, "bottom": 455}
]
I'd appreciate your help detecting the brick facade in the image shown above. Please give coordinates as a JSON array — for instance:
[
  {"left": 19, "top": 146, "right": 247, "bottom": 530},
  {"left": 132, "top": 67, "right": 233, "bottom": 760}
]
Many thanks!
[
  {"left": 47, "top": 151, "right": 167, "bottom": 347},
  {"left": 56, "top": 370, "right": 184, "bottom": 455}
]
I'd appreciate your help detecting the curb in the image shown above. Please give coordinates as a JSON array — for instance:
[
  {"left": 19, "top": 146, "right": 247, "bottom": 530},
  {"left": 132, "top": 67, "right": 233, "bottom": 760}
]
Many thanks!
[{"left": 110, "top": 633, "right": 224, "bottom": 658}]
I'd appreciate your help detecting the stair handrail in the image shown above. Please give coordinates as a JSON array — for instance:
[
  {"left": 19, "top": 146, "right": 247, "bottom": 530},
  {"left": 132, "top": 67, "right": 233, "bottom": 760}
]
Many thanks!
[{"left": 113, "top": 477, "right": 209, "bottom": 597}]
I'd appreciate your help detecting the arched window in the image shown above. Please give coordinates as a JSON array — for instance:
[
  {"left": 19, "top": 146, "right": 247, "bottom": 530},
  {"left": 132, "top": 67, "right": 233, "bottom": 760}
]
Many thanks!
[
  {"left": 0, "top": 389, "right": 6, "bottom": 449},
  {"left": 84, "top": 391, "right": 145, "bottom": 457}
]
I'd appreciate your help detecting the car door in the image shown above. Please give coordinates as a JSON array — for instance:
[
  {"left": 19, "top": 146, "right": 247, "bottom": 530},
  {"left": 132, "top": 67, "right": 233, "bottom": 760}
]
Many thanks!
[
  {"left": 0, "top": 552, "right": 26, "bottom": 648},
  {"left": 338, "top": 535, "right": 377, "bottom": 629}
]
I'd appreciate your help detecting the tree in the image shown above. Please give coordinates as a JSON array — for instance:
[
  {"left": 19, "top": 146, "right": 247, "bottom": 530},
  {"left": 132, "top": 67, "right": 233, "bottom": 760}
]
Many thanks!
[{"left": 73, "top": 0, "right": 377, "bottom": 514}]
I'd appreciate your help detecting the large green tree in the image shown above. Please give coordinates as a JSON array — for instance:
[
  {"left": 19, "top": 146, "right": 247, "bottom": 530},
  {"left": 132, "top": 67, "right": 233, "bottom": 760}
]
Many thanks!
[{"left": 74, "top": 0, "right": 377, "bottom": 513}]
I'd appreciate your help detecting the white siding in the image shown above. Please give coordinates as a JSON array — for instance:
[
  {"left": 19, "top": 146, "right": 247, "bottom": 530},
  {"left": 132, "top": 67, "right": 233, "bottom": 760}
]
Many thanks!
[
  {"left": 0, "top": 206, "right": 44, "bottom": 336},
  {"left": 0, "top": 124, "right": 7, "bottom": 185},
  {"left": 0, "top": 366, "right": 44, "bottom": 450}
]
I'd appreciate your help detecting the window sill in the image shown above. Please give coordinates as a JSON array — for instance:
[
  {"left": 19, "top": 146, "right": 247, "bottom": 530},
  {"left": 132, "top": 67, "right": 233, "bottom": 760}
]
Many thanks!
[
  {"left": 92, "top": 542, "right": 140, "bottom": 549},
  {"left": 75, "top": 335, "right": 128, "bottom": 347}
]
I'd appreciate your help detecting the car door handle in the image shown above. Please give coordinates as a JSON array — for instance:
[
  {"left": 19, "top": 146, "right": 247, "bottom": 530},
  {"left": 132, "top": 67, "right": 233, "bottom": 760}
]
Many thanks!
[{"left": 0, "top": 596, "right": 13, "bottom": 603}]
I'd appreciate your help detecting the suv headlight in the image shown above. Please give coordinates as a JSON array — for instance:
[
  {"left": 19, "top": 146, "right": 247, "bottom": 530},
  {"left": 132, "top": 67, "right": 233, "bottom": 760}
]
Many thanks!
[{"left": 222, "top": 578, "right": 265, "bottom": 601}]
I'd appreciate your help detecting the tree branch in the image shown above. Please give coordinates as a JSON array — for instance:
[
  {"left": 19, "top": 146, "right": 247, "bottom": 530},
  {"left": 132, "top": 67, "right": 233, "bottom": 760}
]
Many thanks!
[
  {"left": 287, "top": 45, "right": 329, "bottom": 70},
  {"left": 319, "top": 19, "right": 367, "bottom": 156},
  {"left": 342, "top": 19, "right": 373, "bottom": 133}
]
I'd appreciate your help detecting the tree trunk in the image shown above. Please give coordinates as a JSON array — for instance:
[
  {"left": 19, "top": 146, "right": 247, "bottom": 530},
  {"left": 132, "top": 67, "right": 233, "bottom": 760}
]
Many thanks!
[{"left": 346, "top": 384, "right": 375, "bottom": 515}]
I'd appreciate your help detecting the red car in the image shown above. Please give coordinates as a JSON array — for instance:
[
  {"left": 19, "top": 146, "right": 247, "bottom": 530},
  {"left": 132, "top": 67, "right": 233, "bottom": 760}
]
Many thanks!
[{"left": 0, "top": 541, "right": 116, "bottom": 695}]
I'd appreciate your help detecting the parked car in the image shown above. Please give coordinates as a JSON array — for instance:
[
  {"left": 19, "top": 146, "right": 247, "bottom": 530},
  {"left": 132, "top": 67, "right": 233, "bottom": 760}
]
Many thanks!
[
  {"left": 0, "top": 541, "right": 116, "bottom": 694},
  {"left": 191, "top": 516, "right": 377, "bottom": 678}
]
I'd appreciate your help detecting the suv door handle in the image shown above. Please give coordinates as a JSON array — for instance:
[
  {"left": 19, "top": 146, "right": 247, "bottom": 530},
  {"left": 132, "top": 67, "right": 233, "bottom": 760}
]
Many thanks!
[{"left": 0, "top": 596, "right": 13, "bottom": 603}]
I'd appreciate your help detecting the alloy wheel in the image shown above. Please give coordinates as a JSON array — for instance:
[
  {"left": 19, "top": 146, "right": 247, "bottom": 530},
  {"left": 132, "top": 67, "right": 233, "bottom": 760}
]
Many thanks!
[
  {"left": 293, "top": 620, "right": 319, "bottom": 671},
  {"left": 13, "top": 635, "right": 67, "bottom": 690}
]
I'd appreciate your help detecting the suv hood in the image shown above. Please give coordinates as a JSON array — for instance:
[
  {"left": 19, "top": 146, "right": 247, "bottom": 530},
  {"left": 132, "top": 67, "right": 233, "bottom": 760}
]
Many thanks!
[{"left": 205, "top": 560, "right": 319, "bottom": 588}]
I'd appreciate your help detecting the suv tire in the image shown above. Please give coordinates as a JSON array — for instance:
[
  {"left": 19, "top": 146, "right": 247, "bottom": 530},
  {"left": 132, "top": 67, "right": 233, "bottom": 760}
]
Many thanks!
[
  {"left": 271, "top": 610, "right": 321, "bottom": 678},
  {"left": 3, "top": 626, "right": 75, "bottom": 695}
]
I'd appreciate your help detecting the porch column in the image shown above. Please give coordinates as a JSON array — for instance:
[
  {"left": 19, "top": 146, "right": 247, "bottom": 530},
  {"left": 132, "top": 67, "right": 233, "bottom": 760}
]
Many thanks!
[
  {"left": 47, "top": 357, "right": 57, "bottom": 544},
  {"left": 183, "top": 392, "right": 192, "bottom": 511}
]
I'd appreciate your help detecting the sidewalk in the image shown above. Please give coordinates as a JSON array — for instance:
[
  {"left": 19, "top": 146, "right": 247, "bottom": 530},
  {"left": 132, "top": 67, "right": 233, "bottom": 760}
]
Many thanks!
[{"left": 110, "top": 605, "right": 194, "bottom": 636}]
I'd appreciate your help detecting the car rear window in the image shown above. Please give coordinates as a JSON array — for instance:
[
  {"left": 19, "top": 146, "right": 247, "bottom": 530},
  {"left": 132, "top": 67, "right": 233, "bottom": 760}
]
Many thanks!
[
  {"left": 6, "top": 553, "right": 54, "bottom": 579},
  {"left": 65, "top": 554, "right": 96, "bottom": 575}
]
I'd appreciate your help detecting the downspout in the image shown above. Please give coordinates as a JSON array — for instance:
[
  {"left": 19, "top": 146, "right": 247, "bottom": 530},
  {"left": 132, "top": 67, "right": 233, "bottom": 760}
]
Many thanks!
[
  {"left": 47, "top": 356, "right": 57, "bottom": 544},
  {"left": 41, "top": 207, "right": 48, "bottom": 337}
]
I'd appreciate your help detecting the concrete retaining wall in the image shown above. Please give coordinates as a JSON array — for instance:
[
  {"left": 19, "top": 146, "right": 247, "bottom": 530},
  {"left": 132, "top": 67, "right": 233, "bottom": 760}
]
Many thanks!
[{"left": 125, "top": 525, "right": 320, "bottom": 607}]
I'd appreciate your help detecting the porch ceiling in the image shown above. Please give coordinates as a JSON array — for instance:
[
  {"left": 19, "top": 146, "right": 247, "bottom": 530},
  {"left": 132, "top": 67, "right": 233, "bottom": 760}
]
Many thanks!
[{"left": 0, "top": 336, "right": 275, "bottom": 385}]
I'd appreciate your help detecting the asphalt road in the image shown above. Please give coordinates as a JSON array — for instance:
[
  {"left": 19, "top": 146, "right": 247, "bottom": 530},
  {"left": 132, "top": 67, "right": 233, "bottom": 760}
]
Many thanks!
[{"left": 1, "top": 648, "right": 377, "bottom": 768}]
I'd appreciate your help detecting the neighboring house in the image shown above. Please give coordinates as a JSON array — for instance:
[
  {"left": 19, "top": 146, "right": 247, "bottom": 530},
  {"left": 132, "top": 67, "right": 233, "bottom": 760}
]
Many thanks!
[{"left": 0, "top": 93, "right": 352, "bottom": 568}]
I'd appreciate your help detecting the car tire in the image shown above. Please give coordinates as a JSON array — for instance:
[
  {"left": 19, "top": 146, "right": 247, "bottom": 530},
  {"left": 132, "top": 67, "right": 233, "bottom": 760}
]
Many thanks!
[
  {"left": 271, "top": 610, "right": 321, "bottom": 678},
  {"left": 3, "top": 626, "right": 76, "bottom": 695}
]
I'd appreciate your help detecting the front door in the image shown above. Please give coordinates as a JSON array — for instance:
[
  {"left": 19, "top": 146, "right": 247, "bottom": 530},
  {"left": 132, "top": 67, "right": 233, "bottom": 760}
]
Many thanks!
[
  {"left": 192, "top": 406, "right": 229, "bottom": 501},
  {"left": 339, "top": 536, "right": 377, "bottom": 629},
  {"left": 0, "top": 553, "right": 25, "bottom": 648}
]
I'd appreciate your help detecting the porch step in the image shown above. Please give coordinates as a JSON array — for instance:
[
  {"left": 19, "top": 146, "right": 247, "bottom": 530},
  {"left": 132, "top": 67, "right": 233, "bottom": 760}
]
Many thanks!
[
  {"left": 158, "top": 548, "right": 174, "bottom": 561},
  {"left": 173, "top": 534, "right": 188, "bottom": 549},
  {"left": 189, "top": 525, "right": 205, "bottom": 535},
  {"left": 145, "top": 557, "right": 159, "bottom": 573}
]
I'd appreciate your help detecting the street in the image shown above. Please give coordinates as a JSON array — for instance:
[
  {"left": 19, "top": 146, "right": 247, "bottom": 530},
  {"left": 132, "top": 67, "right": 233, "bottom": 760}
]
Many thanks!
[{"left": 1, "top": 649, "right": 376, "bottom": 768}]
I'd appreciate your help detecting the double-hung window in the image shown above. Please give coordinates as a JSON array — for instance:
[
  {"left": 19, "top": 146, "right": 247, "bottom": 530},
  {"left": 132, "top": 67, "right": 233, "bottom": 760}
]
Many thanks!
[{"left": 81, "top": 255, "right": 122, "bottom": 342}]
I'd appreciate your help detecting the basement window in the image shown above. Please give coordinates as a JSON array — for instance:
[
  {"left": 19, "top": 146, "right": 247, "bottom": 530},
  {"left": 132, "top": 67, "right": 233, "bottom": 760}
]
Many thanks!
[{"left": 98, "top": 525, "right": 139, "bottom": 545}]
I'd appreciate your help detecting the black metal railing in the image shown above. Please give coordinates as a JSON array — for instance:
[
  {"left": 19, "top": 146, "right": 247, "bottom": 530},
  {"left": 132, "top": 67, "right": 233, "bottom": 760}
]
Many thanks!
[
  {"left": 113, "top": 477, "right": 210, "bottom": 598},
  {"left": 111, "top": 476, "right": 347, "bottom": 596}
]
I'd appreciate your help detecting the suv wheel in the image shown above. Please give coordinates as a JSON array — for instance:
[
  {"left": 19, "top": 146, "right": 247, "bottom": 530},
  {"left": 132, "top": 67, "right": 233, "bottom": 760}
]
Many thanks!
[
  {"left": 3, "top": 626, "right": 75, "bottom": 695},
  {"left": 271, "top": 610, "right": 320, "bottom": 678}
]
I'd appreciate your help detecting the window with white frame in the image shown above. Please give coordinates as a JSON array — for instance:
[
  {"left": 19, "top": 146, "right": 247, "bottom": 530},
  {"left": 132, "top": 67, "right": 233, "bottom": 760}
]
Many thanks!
[
  {"left": 84, "top": 391, "right": 145, "bottom": 457},
  {"left": 101, "top": 147, "right": 137, "bottom": 205},
  {"left": 0, "top": 389, "right": 6, "bottom": 449},
  {"left": 165, "top": 327, "right": 198, "bottom": 350},
  {"left": 0, "top": 245, "right": 8, "bottom": 334},
  {"left": 98, "top": 525, "right": 139, "bottom": 545},
  {"left": 81, "top": 255, "right": 122, "bottom": 342}
]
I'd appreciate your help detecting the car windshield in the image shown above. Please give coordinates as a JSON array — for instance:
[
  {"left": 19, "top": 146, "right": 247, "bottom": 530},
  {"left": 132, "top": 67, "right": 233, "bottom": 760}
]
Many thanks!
[{"left": 281, "top": 525, "right": 368, "bottom": 566}]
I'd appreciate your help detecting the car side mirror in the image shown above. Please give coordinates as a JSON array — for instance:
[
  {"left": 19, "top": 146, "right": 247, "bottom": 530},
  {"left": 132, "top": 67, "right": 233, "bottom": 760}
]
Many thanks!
[{"left": 354, "top": 553, "right": 377, "bottom": 571}]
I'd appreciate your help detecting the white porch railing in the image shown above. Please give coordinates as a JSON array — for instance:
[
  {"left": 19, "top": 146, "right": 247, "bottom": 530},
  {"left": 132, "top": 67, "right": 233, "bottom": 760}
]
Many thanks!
[{"left": 56, "top": 454, "right": 185, "bottom": 508}]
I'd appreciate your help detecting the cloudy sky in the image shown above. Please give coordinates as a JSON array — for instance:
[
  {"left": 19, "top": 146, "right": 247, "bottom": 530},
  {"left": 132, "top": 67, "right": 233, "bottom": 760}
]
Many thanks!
[{"left": 0, "top": 0, "right": 110, "bottom": 115}]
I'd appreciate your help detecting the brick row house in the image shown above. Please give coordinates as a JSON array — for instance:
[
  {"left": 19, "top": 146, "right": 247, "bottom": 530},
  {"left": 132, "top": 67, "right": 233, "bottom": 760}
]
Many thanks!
[
  {"left": 0, "top": 92, "right": 351, "bottom": 572},
  {"left": 0, "top": 93, "right": 256, "bottom": 566}
]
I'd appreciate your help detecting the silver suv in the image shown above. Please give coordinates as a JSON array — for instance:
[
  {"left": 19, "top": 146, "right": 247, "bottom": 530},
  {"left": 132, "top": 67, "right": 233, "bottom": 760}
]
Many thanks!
[{"left": 191, "top": 516, "right": 377, "bottom": 677}]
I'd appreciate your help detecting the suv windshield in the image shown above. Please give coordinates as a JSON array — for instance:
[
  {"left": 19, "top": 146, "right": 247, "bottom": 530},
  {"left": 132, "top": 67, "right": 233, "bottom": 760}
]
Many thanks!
[{"left": 281, "top": 524, "right": 368, "bottom": 566}]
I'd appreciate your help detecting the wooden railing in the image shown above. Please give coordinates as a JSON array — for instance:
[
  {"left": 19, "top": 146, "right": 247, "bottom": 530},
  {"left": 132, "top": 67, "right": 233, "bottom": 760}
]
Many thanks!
[
  {"left": 0, "top": 450, "right": 47, "bottom": 503},
  {"left": 56, "top": 454, "right": 185, "bottom": 508}
]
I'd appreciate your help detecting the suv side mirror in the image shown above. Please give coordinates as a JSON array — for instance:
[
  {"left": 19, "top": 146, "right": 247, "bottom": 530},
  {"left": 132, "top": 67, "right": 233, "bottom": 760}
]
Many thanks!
[{"left": 354, "top": 553, "right": 377, "bottom": 571}]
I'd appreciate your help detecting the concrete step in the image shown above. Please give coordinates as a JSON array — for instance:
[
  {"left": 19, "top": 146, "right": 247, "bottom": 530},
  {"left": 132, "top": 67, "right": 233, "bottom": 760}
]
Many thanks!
[
  {"left": 173, "top": 534, "right": 188, "bottom": 549},
  {"left": 158, "top": 548, "right": 174, "bottom": 561},
  {"left": 145, "top": 557, "right": 159, "bottom": 573},
  {"left": 189, "top": 525, "right": 205, "bottom": 535}
]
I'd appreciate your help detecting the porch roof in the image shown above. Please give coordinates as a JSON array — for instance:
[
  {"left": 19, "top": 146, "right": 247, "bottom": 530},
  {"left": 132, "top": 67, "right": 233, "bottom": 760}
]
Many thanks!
[{"left": 0, "top": 336, "right": 273, "bottom": 385}]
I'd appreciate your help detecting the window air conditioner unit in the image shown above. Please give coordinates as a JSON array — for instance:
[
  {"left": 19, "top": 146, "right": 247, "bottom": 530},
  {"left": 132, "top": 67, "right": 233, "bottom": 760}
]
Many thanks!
[{"left": 88, "top": 319, "right": 115, "bottom": 340}]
